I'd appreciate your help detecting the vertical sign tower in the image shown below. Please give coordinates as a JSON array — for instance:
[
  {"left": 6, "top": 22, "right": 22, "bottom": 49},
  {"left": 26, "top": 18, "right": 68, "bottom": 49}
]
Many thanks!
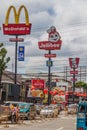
[
  {"left": 69, "top": 57, "right": 80, "bottom": 104},
  {"left": 3, "top": 5, "right": 32, "bottom": 100},
  {"left": 38, "top": 26, "right": 62, "bottom": 105}
]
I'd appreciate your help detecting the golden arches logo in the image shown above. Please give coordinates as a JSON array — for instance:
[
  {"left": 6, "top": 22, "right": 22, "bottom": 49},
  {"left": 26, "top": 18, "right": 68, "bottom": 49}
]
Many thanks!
[
  {"left": 5, "top": 5, "right": 29, "bottom": 25},
  {"left": 3, "top": 5, "right": 32, "bottom": 35}
]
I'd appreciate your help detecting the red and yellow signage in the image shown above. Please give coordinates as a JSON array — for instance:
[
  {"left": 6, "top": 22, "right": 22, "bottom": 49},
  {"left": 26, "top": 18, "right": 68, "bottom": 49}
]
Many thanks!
[
  {"left": 69, "top": 57, "right": 80, "bottom": 69},
  {"left": 38, "top": 26, "right": 62, "bottom": 50},
  {"left": 38, "top": 40, "right": 62, "bottom": 50},
  {"left": 44, "top": 53, "right": 56, "bottom": 58},
  {"left": 3, "top": 5, "right": 32, "bottom": 35},
  {"left": 32, "top": 79, "right": 45, "bottom": 89}
]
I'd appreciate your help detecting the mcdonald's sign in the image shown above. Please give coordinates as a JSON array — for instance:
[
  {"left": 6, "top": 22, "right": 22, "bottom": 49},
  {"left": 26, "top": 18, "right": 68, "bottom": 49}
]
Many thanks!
[{"left": 3, "top": 5, "right": 32, "bottom": 35}]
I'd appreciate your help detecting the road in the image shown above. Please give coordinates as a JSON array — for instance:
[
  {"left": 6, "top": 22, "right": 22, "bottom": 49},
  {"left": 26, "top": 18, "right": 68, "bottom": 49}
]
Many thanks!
[{"left": 0, "top": 112, "right": 76, "bottom": 130}]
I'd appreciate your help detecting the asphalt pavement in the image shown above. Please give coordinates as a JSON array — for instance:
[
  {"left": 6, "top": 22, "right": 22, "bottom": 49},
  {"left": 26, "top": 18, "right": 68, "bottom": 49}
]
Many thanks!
[{"left": 0, "top": 111, "right": 76, "bottom": 129}]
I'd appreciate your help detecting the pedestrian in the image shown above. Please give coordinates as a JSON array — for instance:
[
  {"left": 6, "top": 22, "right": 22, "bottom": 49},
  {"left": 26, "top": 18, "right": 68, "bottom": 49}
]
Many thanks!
[
  {"left": 13, "top": 105, "right": 20, "bottom": 123},
  {"left": 64, "top": 106, "right": 68, "bottom": 116}
]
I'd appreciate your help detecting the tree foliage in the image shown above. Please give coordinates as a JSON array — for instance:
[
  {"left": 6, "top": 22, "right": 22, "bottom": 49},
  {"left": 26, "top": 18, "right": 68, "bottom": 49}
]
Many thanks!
[
  {"left": 76, "top": 81, "right": 87, "bottom": 88},
  {"left": 0, "top": 43, "right": 10, "bottom": 87}
]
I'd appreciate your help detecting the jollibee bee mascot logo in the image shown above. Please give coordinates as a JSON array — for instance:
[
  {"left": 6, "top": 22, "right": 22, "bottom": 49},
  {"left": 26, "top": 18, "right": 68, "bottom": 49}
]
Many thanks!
[{"left": 47, "top": 26, "right": 61, "bottom": 42}]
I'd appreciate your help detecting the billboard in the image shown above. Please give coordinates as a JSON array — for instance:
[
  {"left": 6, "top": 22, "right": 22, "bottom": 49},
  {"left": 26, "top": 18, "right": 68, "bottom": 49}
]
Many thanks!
[
  {"left": 32, "top": 79, "right": 45, "bottom": 89},
  {"left": 3, "top": 5, "right": 32, "bottom": 35},
  {"left": 27, "top": 79, "right": 45, "bottom": 98}
]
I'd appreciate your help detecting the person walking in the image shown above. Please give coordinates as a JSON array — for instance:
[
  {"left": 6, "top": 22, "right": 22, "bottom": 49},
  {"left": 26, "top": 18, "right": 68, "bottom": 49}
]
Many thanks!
[{"left": 64, "top": 106, "right": 68, "bottom": 116}]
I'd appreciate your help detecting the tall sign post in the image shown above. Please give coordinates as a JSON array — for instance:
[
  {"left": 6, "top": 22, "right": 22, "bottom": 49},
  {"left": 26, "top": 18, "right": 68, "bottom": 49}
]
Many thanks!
[
  {"left": 69, "top": 57, "right": 80, "bottom": 104},
  {"left": 3, "top": 5, "right": 32, "bottom": 100},
  {"left": 38, "top": 26, "right": 62, "bottom": 105}
]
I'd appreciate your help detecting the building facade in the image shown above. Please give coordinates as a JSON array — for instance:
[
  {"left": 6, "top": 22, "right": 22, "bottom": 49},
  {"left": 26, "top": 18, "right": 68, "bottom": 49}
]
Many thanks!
[{"left": 1, "top": 71, "right": 24, "bottom": 102}]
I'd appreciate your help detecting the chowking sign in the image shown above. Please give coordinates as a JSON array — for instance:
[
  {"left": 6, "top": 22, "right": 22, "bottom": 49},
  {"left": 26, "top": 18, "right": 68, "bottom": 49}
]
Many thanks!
[
  {"left": 38, "top": 26, "right": 62, "bottom": 50},
  {"left": 3, "top": 5, "right": 32, "bottom": 35}
]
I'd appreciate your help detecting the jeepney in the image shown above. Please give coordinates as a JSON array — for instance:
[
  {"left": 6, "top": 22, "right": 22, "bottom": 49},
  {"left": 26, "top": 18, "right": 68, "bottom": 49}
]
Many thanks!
[{"left": 76, "top": 101, "right": 87, "bottom": 130}]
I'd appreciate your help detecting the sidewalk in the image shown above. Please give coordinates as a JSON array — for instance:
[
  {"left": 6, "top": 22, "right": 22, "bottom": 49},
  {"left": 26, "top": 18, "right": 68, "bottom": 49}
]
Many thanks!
[{"left": 0, "top": 123, "right": 18, "bottom": 129}]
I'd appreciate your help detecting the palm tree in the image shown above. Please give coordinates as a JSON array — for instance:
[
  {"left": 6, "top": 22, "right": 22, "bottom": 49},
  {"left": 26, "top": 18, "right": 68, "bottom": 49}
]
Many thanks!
[{"left": 0, "top": 43, "right": 10, "bottom": 88}]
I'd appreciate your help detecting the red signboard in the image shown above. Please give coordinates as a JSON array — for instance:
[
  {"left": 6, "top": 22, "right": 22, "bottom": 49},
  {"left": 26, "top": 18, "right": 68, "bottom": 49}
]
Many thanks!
[
  {"left": 38, "top": 40, "right": 62, "bottom": 50},
  {"left": 44, "top": 54, "right": 56, "bottom": 58},
  {"left": 70, "top": 70, "right": 78, "bottom": 74},
  {"left": 69, "top": 58, "right": 80, "bottom": 69},
  {"left": 71, "top": 78, "right": 77, "bottom": 81},
  {"left": 9, "top": 38, "right": 24, "bottom": 42},
  {"left": 3, "top": 23, "right": 32, "bottom": 35},
  {"left": 32, "top": 79, "right": 44, "bottom": 89}
]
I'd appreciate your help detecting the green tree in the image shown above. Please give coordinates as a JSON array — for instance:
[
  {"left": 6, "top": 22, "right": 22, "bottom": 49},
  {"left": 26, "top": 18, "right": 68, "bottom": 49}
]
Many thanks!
[
  {"left": 0, "top": 43, "right": 10, "bottom": 88},
  {"left": 76, "top": 81, "right": 87, "bottom": 88},
  {"left": 76, "top": 81, "right": 87, "bottom": 93}
]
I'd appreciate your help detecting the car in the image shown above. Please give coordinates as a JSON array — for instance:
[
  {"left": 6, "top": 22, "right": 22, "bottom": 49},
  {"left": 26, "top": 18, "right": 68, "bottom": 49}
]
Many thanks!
[
  {"left": 40, "top": 106, "right": 53, "bottom": 118},
  {"left": 35, "top": 104, "right": 44, "bottom": 115},
  {"left": 49, "top": 104, "right": 59, "bottom": 117},
  {"left": 3, "top": 101, "right": 19, "bottom": 107},
  {"left": 19, "top": 102, "right": 36, "bottom": 120},
  {"left": 0, "top": 105, "right": 19, "bottom": 123},
  {"left": 40, "top": 105, "right": 58, "bottom": 118},
  {"left": 3, "top": 101, "right": 37, "bottom": 120},
  {"left": 68, "top": 103, "right": 78, "bottom": 114}
]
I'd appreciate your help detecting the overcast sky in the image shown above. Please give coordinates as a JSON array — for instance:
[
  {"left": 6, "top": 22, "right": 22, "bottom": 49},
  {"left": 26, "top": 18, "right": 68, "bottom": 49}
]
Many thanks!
[{"left": 0, "top": 0, "right": 87, "bottom": 77}]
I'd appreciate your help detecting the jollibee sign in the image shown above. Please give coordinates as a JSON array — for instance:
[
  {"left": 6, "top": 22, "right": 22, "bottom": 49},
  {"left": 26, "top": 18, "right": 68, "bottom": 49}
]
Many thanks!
[
  {"left": 38, "top": 41, "right": 61, "bottom": 50},
  {"left": 38, "top": 26, "right": 62, "bottom": 50},
  {"left": 3, "top": 5, "right": 32, "bottom": 35}
]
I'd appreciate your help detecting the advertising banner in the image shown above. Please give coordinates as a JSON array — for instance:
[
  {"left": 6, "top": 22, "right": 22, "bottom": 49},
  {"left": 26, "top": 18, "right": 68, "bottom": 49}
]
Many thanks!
[
  {"left": 27, "top": 79, "right": 45, "bottom": 98},
  {"left": 9, "top": 38, "right": 24, "bottom": 42},
  {"left": 44, "top": 54, "right": 56, "bottom": 58},
  {"left": 70, "top": 70, "right": 78, "bottom": 74},
  {"left": 32, "top": 79, "right": 45, "bottom": 89},
  {"left": 18, "top": 46, "right": 25, "bottom": 61},
  {"left": 69, "top": 57, "right": 80, "bottom": 68},
  {"left": 38, "top": 41, "right": 62, "bottom": 50},
  {"left": 38, "top": 26, "right": 62, "bottom": 50},
  {"left": 3, "top": 5, "right": 32, "bottom": 35},
  {"left": 3, "top": 23, "right": 31, "bottom": 35}
]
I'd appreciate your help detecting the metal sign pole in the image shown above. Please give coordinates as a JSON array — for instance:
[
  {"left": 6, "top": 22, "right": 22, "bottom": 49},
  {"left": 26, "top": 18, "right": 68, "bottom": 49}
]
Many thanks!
[
  {"left": 48, "top": 50, "right": 51, "bottom": 105},
  {"left": 72, "top": 66, "right": 75, "bottom": 104},
  {"left": 14, "top": 35, "right": 18, "bottom": 85}
]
